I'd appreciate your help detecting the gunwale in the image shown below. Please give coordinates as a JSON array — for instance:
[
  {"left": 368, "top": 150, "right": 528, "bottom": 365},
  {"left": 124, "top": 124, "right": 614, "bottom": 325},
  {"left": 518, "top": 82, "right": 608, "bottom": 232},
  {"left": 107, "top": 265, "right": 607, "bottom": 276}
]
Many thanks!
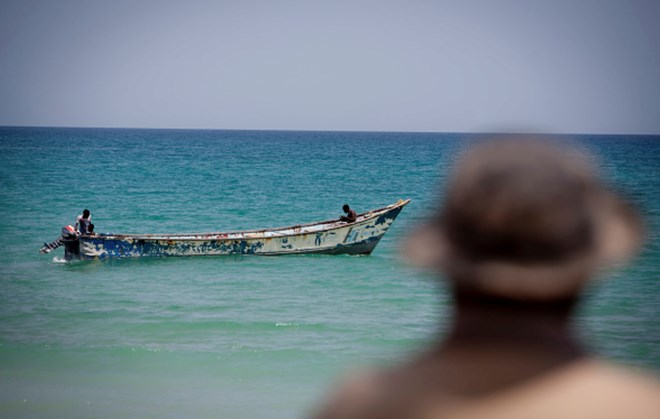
[{"left": 81, "top": 199, "right": 411, "bottom": 242}]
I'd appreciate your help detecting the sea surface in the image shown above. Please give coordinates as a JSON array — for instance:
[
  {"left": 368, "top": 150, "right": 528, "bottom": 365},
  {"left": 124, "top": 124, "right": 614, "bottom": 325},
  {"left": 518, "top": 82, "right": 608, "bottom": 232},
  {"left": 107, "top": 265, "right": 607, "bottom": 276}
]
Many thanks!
[{"left": 0, "top": 127, "right": 658, "bottom": 418}]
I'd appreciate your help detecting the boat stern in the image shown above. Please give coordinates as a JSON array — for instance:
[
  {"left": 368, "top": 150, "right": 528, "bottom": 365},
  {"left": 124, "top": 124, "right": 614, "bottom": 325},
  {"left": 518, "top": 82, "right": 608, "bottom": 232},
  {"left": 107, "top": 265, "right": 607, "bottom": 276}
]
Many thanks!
[{"left": 62, "top": 237, "right": 81, "bottom": 260}]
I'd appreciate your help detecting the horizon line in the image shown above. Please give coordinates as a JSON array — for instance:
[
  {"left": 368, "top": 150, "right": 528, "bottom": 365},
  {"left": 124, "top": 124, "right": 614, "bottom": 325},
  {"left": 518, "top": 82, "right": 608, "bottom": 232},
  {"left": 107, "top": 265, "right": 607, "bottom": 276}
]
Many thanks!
[{"left": 1, "top": 124, "right": 659, "bottom": 137}]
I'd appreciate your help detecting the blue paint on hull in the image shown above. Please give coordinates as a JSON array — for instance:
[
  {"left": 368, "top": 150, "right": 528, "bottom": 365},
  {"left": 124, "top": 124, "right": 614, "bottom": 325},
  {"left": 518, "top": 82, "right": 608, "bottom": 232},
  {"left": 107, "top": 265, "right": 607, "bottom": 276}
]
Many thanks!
[
  {"left": 79, "top": 237, "right": 266, "bottom": 259},
  {"left": 301, "top": 236, "right": 382, "bottom": 255},
  {"left": 76, "top": 235, "right": 381, "bottom": 259}
]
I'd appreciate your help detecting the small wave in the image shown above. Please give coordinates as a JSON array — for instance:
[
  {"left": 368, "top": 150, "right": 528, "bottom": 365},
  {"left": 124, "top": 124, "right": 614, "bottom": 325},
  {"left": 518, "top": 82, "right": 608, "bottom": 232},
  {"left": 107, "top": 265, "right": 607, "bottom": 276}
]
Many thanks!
[
  {"left": 275, "top": 322, "right": 300, "bottom": 327},
  {"left": 52, "top": 256, "right": 68, "bottom": 264}
]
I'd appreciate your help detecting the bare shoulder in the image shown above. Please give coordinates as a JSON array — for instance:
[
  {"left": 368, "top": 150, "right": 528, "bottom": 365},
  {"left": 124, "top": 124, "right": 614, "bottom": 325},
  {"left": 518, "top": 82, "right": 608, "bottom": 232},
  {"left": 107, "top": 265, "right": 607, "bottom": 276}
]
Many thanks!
[
  {"left": 551, "top": 360, "right": 660, "bottom": 403},
  {"left": 311, "top": 369, "right": 388, "bottom": 419},
  {"left": 445, "top": 360, "right": 660, "bottom": 419},
  {"left": 310, "top": 356, "right": 450, "bottom": 419},
  {"left": 569, "top": 360, "right": 660, "bottom": 409},
  {"left": 311, "top": 360, "right": 660, "bottom": 419}
]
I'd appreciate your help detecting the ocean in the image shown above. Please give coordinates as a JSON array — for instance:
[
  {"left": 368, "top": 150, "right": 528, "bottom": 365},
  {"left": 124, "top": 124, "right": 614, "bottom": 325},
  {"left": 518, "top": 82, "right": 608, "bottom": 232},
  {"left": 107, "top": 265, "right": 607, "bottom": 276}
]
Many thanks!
[{"left": 0, "top": 127, "right": 658, "bottom": 418}]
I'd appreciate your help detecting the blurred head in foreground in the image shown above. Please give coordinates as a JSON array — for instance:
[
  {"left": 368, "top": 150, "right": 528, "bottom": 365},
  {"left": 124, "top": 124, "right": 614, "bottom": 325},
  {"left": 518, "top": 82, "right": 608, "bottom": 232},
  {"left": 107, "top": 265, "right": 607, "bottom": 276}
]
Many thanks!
[
  {"left": 406, "top": 138, "right": 642, "bottom": 300},
  {"left": 313, "top": 138, "right": 658, "bottom": 419}
]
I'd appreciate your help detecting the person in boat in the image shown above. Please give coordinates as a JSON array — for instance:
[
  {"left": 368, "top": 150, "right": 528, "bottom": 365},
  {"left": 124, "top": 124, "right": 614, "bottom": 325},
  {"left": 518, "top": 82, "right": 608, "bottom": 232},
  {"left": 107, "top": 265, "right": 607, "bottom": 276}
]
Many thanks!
[
  {"left": 313, "top": 138, "right": 659, "bottom": 419},
  {"left": 340, "top": 204, "right": 357, "bottom": 223},
  {"left": 75, "top": 209, "right": 92, "bottom": 235}
]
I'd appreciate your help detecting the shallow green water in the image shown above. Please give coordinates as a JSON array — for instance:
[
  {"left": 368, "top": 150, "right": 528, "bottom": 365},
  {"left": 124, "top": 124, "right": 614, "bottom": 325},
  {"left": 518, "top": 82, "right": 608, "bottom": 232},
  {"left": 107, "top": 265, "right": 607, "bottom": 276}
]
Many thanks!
[{"left": 0, "top": 128, "right": 658, "bottom": 418}]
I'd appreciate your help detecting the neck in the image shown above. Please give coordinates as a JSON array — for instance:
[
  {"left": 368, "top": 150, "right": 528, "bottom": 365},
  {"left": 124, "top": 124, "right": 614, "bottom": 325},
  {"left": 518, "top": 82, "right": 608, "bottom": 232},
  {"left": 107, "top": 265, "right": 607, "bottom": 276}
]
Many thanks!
[
  {"left": 450, "top": 289, "right": 580, "bottom": 346},
  {"left": 432, "top": 288, "right": 586, "bottom": 395}
]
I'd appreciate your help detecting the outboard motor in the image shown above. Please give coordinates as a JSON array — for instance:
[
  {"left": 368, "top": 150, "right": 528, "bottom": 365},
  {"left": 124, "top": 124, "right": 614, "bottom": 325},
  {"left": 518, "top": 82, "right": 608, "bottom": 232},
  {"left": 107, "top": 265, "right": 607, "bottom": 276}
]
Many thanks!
[
  {"left": 39, "top": 225, "right": 80, "bottom": 260},
  {"left": 61, "top": 225, "right": 81, "bottom": 260},
  {"left": 61, "top": 225, "right": 77, "bottom": 238}
]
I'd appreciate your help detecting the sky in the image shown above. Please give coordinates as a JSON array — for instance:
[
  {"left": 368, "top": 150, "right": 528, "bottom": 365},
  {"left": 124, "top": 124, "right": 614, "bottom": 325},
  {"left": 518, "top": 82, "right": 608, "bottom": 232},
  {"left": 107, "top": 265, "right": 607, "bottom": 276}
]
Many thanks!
[{"left": 1, "top": 0, "right": 659, "bottom": 134}]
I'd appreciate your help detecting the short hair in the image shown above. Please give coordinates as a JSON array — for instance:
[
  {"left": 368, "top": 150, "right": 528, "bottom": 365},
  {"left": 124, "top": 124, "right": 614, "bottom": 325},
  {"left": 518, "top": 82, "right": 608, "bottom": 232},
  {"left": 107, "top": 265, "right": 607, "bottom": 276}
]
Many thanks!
[
  {"left": 82, "top": 209, "right": 90, "bottom": 218},
  {"left": 343, "top": 204, "right": 350, "bottom": 212}
]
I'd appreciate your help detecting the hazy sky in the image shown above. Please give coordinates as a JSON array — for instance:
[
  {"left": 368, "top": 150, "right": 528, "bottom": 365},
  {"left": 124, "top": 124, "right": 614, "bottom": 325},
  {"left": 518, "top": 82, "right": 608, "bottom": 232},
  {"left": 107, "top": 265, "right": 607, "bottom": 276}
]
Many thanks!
[{"left": 1, "top": 0, "right": 659, "bottom": 133}]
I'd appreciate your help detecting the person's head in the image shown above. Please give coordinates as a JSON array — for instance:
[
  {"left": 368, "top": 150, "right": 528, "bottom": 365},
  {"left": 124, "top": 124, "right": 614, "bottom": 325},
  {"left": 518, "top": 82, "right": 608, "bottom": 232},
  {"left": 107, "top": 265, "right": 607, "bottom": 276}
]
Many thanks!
[
  {"left": 82, "top": 209, "right": 90, "bottom": 219},
  {"left": 405, "top": 137, "right": 643, "bottom": 301},
  {"left": 343, "top": 204, "right": 350, "bottom": 213},
  {"left": 88, "top": 223, "right": 95, "bottom": 233}
]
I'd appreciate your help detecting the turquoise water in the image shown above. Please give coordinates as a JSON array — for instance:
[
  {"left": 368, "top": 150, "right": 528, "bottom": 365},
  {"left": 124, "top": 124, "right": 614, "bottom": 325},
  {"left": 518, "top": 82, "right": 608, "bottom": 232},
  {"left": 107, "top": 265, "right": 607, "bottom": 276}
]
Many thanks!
[{"left": 0, "top": 128, "right": 658, "bottom": 418}]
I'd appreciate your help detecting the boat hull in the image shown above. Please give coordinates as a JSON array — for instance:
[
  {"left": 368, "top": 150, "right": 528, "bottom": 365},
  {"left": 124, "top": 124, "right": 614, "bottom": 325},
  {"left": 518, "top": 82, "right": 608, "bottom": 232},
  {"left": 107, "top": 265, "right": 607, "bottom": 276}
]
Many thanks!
[{"left": 66, "top": 200, "right": 409, "bottom": 260}]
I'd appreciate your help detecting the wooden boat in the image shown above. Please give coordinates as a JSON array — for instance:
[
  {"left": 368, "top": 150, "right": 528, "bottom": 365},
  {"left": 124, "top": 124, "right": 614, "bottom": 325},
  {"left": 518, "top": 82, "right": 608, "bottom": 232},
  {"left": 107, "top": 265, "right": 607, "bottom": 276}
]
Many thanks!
[{"left": 56, "top": 199, "right": 410, "bottom": 260}]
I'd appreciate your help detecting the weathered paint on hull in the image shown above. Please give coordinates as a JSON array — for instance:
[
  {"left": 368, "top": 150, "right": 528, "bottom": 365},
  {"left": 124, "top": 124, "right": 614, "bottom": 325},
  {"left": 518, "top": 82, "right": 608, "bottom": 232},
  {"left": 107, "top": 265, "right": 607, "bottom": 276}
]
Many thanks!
[{"left": 68, "top": 200, "right": 409, "bottom": 260}]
